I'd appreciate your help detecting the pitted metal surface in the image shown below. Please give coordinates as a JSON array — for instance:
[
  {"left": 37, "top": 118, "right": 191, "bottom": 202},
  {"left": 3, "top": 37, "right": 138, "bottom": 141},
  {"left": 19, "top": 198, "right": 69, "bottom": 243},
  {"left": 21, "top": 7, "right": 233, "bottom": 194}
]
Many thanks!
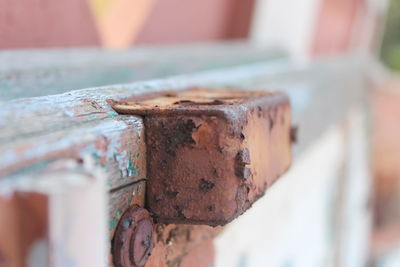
[{"left": 112, "top": 89, "right": 293, "bottom": 226}]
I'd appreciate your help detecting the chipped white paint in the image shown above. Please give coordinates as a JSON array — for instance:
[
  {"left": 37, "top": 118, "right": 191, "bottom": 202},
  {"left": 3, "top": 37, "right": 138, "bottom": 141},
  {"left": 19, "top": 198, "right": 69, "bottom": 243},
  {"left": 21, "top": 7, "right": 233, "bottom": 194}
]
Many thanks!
[{"left": 0, "top": 117, "right": 144, "bottom": 188}]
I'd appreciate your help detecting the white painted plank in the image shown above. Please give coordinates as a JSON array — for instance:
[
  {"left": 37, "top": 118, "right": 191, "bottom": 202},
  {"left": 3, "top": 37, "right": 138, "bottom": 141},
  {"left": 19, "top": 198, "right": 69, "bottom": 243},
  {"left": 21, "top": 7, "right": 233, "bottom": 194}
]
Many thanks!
[
  {"left": 250, "top": 0, "right": 322, "bottom": 62},
  {"left": 0, "top": 159, "right": 108, "bottom": 267},
  {"left": 215, "top": 125, "right": 345, "bottom": 267}
]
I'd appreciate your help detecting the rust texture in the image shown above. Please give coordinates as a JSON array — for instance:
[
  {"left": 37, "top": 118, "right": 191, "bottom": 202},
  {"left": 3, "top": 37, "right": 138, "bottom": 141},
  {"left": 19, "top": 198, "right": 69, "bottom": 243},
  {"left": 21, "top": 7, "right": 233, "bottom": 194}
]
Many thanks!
[
  {"left": 145, "top": 224, "right": 219, "bottom": 267},
  {"left": 112, "top": 89, "right": 293, "bottom": 226},
  {"left": 112, "top": 205, "right": 154, "bottom": 267}
]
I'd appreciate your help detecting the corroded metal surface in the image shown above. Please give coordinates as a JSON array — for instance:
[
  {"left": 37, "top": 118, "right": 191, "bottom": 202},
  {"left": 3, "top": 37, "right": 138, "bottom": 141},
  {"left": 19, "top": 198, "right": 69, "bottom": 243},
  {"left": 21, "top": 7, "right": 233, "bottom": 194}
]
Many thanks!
[
  {"left": 112, "top": 89, "right": 293, "bottom": 226},
  {"left": 145, "top": 224, "right": 220, "bottom": 267},
  {"left": 112, "top": 205, "right": 154, "bottom": 267}
]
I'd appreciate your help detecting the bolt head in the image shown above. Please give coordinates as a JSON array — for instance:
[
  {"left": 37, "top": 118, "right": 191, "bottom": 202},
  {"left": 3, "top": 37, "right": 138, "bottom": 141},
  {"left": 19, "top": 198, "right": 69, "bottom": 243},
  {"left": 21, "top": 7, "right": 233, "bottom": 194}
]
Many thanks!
[{"left": 112, "top": 205, "right": 154, "bottom": 267}]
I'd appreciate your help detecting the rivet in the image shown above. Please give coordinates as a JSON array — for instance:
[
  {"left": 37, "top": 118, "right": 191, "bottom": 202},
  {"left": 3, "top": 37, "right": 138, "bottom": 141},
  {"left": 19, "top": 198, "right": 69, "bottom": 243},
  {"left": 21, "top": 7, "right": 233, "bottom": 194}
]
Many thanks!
[{"left": 112, "top": 205, "right": 154, "bottom": 267}]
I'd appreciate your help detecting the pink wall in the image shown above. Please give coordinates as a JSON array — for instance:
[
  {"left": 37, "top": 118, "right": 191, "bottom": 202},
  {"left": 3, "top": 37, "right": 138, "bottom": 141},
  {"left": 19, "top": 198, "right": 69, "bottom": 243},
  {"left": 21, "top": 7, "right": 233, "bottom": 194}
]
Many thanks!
[
  {"left": 136, "top": 0, "right": 254, "bottom": 44},
  {"left": 0, "top": 0, "right": 254, "bottom": 49},
  {"left": 0, "top": 0, "right": 99, "bottom": 49},
  {"left": 312, "top": 0, "right": 363, "bottom": 55}
]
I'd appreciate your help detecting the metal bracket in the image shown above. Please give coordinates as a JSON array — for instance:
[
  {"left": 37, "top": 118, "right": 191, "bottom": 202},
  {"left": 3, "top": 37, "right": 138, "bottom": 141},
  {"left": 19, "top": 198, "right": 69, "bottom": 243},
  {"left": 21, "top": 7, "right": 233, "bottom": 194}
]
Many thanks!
[{"left": 111, "top": 88, "right": 293, "bottom": 226}]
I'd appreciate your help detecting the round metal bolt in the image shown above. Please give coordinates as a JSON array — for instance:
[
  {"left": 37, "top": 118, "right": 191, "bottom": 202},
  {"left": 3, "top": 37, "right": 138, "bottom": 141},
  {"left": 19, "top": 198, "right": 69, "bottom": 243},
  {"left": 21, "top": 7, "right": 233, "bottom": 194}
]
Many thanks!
[{"left": 112, "top": 205, "right": 154, "bottom": 267}]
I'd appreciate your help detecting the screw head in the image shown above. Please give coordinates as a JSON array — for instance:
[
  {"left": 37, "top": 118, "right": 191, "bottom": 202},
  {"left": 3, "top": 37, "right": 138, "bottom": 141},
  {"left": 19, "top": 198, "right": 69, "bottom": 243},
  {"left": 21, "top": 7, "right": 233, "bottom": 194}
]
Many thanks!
[{"left": 112, "top": 205, "right": 154, "bottom": 267}]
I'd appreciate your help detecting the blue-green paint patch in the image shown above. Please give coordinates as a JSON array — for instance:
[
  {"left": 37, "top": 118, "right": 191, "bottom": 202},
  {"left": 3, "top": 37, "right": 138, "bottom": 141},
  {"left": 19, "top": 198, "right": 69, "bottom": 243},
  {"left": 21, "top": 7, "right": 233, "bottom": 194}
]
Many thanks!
[
  {"left": 127, "top": 193, "right": 134, "bottom": 206},
  {"left": 88, "top": 114, "right": 97, "bottom": 120},
  {"left": 126, "top": 152, "right": 138, "bottom": 177},
  {"left": 91, "top": 151, "right": 107, "bottom": 167},
  {"left": 109, "top": 208, "right": 123, "bottom": 230},
  {"left": 108, "top": 111, "right": 118, "bottom": 117},
  {"left": 91, "top": 152, "right": 101, "bottom": 161},
  {"left": 8, "top": 160, "right": 50, "bottom": 177}
]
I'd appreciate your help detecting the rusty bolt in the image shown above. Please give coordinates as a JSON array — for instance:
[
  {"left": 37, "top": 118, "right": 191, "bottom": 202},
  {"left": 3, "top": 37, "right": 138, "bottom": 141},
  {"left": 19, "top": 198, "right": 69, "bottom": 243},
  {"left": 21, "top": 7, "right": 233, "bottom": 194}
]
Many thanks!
[
  {"left": 111, "top": 89, "right": 292, "bottom": 226},
  {"left": 112, "top": 205, "right": 154, "bottom": 267}
]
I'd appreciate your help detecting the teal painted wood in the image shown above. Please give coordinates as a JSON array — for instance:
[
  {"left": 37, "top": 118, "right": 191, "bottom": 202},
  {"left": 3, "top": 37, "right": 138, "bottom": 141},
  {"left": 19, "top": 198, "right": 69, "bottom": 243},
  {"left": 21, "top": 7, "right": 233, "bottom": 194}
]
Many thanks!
[
  {"left": 0, "top": 54, "right": 367, "bottom": 156},
  {"left": 0, "top": 117, "right": 146, "bottom": 190},
  {"left": 0, "top": 59, "right": 289, "bottom": 143},
  {"left": 0, "top": 42, "right": 284, "bottom": 101},
  {"left": 0, "top": 45, "right": 368, "bottom": 191}
]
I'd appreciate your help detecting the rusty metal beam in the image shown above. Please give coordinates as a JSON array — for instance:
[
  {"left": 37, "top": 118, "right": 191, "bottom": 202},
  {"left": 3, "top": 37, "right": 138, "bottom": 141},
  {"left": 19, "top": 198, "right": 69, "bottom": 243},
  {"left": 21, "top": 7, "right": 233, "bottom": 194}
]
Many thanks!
[{"left": 112, "top": 89, "right": 293, "bottom": 225}]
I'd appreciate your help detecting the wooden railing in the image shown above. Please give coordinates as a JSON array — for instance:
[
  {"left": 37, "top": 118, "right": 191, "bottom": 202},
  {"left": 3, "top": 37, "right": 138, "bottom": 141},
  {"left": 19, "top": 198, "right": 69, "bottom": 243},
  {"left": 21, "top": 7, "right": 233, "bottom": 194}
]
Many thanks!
[{"left": 0, "top": 43, "right": 370, "bottom": 267}]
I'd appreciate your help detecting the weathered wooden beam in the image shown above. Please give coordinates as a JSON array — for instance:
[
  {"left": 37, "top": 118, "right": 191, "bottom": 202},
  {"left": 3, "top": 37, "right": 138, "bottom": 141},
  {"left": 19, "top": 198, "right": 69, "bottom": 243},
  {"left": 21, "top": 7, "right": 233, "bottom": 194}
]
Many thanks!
[
  {"left": 0, "top": 60, "right": 289, "bottom": 144},
  {"left": 109, "top": 180, "right": 146, "bottom": 237},
  {"left": 0, "top": 42, "right": 284, "bottom": 101},
  {"left": 0, "top": 117, "right": 146, "bottom": 190},
  {"left": 0, "top": 55, "right": 365, "bottom": 156}
]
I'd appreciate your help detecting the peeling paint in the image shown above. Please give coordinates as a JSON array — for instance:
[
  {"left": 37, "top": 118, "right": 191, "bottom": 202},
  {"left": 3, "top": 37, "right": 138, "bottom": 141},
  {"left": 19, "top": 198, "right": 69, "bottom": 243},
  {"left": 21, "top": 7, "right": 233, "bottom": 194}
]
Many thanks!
[
  {"left": 109, "top": 208, "right": 123, "bottom": 231},
  {"left": 108, "top": 111, "right": 118, "bottom": 117},
  {"left": 0, "top": 117, "right": 145, "bottom": 190},
  {"left": 127, "top": 152, "right": 138, "bottom": 177}
]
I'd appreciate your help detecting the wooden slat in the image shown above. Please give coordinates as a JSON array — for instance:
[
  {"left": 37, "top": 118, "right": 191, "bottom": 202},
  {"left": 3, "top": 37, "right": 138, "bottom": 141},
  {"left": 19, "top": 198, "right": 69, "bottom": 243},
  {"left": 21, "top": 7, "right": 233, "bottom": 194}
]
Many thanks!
[
  {"left": 0, "top": 159, "right": 108, "bottom": 267},
  {"left": 109, "top": 180, "right": 146, "bottom": 237},
  {"left": 0, "top": 55, "right": 366, "bottom": 174},
  {"left": 0, "top": 117, "right": 146, "bottom": 190},
  {"left": 0, "top": 42, "right": 283, "bottom": 101},
  {"left": 0, "top": 59, "right": 289, "bottom": 143}
]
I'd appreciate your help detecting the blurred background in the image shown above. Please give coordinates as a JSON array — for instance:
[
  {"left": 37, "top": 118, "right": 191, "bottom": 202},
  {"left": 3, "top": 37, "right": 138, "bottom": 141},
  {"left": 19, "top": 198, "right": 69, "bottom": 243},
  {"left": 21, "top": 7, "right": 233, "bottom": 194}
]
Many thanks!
[
  {"left": 2, "top": 0, "right": 400, "bottom": 266},
  {"left": 0, "top": 0, "right": 384, "bottom": 54}
]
